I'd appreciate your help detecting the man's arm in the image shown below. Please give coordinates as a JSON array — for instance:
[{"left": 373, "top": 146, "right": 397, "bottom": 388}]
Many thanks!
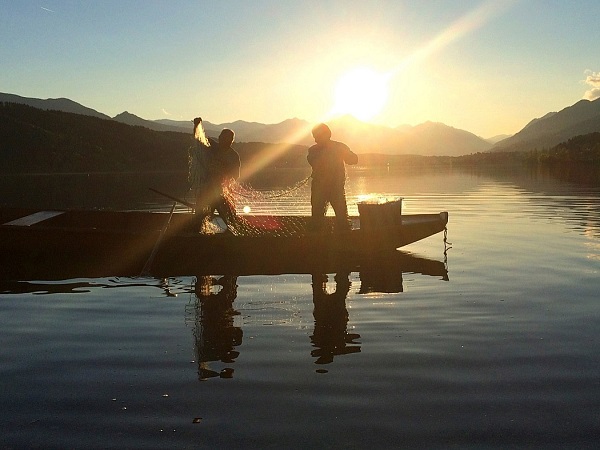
[
  {"left": 343, "top": 144, "right": 358, "bottom": 165},
  {"left": 232, "top": 152, "right": 241, "bottom": 180}
]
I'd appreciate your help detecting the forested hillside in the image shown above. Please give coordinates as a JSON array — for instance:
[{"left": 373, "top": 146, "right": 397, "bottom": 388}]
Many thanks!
[
  {"left": 528, "top": 132, "right": 600, "bottom": 164},
  {"left": 0, "top": 103, "right": 190, "bottom": 173},
  {"left": 454, "top": 132, "right": 600, "bottom": 167},
  {"left": 0, "top": 103, "right": 308, "bottom": 174}
]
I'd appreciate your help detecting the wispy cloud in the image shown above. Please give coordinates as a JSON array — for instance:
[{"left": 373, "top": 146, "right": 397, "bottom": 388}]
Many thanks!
[
  {"left": 161, "top": 109, "right": 186, "bottom": 119},
  {"left": 583, "top": 70, "right": 600, "bottom": 101},
  {"left": 40, "top": 6, "right": 55, "bottom": 13}
]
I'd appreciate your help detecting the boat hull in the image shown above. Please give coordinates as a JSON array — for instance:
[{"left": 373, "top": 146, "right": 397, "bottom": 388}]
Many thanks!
[{"left": 0, "top": 208, "right": 448, "bottom": 279}]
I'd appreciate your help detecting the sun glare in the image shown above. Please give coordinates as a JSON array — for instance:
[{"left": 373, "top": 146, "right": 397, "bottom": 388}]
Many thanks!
[{"left": 331, "top": 67, "right": 389, "bottom": 122}]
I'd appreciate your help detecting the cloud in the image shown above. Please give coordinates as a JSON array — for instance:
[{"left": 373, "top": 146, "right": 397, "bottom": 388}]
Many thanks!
[
  {"left": 161, "top": 109, "right": 186, "bottom": 119},
  {"left": 583, "top": 70, "right": 600, "bottom": 101}
]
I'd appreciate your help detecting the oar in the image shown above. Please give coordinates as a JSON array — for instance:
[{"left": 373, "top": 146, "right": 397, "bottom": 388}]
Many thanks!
[
  {"left": 140, "top": 201, "right": 177, "bottom": 277},
  {"left": 149, "top": 188, "right": 195, "bottom": 209}
]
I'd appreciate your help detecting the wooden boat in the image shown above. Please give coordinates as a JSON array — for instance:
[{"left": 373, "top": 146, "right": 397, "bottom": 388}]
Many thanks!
[{"left": 0, "top": 205, "right": 448, "bottom": 280}]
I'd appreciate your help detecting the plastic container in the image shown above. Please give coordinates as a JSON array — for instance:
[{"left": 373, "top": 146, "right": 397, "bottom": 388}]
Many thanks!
[{"left": 357, "top": 198, "right": 403, "bottom": 231}]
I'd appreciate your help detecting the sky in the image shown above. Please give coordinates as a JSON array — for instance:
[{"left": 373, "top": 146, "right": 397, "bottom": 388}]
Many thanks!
[{"left": 1, "top": 0, "right": 599, "bottom": 138}]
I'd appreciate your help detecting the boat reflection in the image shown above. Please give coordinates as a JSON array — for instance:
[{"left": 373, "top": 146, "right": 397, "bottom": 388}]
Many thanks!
[
  {"left": 311, "top": 272, "right": 361, "bottom": 365},
  {"left": 359, "top": 263, "right": 404, "bottom": 294},
  {"left": 0, "top": 250, "right": 448, "bottom": 382},
  {"left": 189, "top": 275, "right": 242, "bottom": 380},
  {"left": 184, "top": 251, "right": 448, "bottom": 378}
]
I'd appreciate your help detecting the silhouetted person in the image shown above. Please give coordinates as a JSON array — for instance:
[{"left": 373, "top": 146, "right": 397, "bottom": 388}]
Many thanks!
[
  {"left": 307, "top": 123, "right": 358, "bottom": 232},
  {"left": 189, "top": 117, "right": 241, "bottom": 232},
  {"left": 310, "top": 272, "right": 361, "bottom": 364},
  {"left": 192, "top": 275, "right": 242, "bottom": 379}
]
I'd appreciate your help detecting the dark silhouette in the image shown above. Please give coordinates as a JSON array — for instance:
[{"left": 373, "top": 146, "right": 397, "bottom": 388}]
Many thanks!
[
  {"left": 0, "top": 102, "right": 190, "bottom": 174},
  {"left": 191, "top": 275, "right": 242, "bottom": 379},
  {"left": 358, "top": 258, "right": 405, "bottom": 294},
  {"left": 310, "top": 272, "right": 361, "bottom": 365},
  {"left": 307, "top": 123, "right": 358, "bottom": 231},
  {"left": 189, "top": 117, "right": 241, "bottom": 232}
]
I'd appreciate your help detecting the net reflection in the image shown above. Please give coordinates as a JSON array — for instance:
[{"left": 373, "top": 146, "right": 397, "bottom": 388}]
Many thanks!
[
  {"left": 191, "top": 275, "right": 242, "bottom": 380},
  {"left": 310, "top": 272, "right": 361, "bottom": 365}
]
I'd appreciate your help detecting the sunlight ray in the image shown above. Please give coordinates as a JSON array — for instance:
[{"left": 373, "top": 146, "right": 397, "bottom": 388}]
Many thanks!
[
  {"left": 389, "top": 0, "right": 517, "bottom": 78},
  {"left": 237, "top": 1, "right": 518, "bottom": 183}
]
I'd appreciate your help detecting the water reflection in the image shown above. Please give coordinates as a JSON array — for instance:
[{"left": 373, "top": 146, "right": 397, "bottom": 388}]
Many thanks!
[
  {"left": 311, "top": 272, "right": 360, "bottom": 365},
  {"left": 0, "top": 250, "right": 448, "bottom": 384},
  {"left": 0, "top": 277, "right": 154, "bottom": 295},
  {"left": 183, "top": 252, "right": 448, "bottom": 378},
  {"left": 456, "top": 166, "right": 600, "bottom": 238},
  {"left": 190, "top": 275, "right": 242, "bottom": 380},
  {"left": 0, "top": 280, "right": 95, "bottom": 295},
  {"left": 359, "top": 264, "right": 404, "bottom": 294}
]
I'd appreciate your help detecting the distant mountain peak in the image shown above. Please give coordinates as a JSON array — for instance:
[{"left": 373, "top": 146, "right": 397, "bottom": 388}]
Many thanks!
[
  {"left": 0, "top": 92, "right": 110, "bottom": 120},
  {"left": 113, "top": 111, "right": 139, "bottom": 120},
  {"left": 415, "top": 121, "right": 450, "bottom": 129},
  {"left": 493, "top": 96, "right": 600, "bottom": 151},
  {"left": 112, "top": 111, "right": 190, "bottom": 133},
  {"left": 486, "top": 134, "right": 512, "bottom": 144}
]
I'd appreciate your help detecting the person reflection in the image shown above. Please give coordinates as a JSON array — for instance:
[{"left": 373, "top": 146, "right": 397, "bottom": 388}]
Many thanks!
[
  {"left": 192, "top": 275, "right": 242, "bottom": 380},
  {"left": 310, "top": 272, "right": 361, "bottom": 365}
]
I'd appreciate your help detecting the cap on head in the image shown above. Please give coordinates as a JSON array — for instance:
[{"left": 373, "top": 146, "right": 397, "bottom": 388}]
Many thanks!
[{"left": 312, "top": 123, "right": 332, "bottom": 141}]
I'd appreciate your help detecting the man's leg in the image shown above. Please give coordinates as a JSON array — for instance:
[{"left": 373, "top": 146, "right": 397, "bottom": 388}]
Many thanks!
[
  {"left": 310, "top": 183, "right": 328, "bottom": 231},
  {"left": 330, "top": 186, "right": 352, "bottom": 231},
  {"left": 193, "top": 204, "right": 212, "bottom": 232},
  {"left": 215, "top": 195, "right": 238, "bottom": 231}
]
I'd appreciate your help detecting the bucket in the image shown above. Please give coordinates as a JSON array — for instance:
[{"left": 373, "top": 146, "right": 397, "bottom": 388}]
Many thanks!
[{"left": 357, "top": 198, "right": 402, "bottom": 232}]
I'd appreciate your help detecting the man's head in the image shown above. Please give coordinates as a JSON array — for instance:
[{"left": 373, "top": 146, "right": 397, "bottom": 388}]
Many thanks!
[
  {"left": 218, "top": 128, "right": 235, "bottom": 149},
  {"left": 312, "top": 123, "right": 331, "bottom": 145}
]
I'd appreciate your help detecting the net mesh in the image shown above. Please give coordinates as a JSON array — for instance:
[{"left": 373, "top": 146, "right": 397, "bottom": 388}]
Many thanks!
[
  {"left": 182, "top": 179, "right": 317, "bottom": 237},
  {"left": 186, "top": 119, "right": 355, "bottom": 237},
  {"left": 180, "top": 177, "right": 360, "bottom": 237}
]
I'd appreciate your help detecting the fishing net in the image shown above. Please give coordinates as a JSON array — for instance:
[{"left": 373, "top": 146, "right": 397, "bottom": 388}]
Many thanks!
[
  {"left": 229, "top": 178, "right": 313, "bottom": 236},
  {"left": 185, "top": 119, "right": 354, "bottom": 237},
  {"left": 182, "top": 176, "right": 358, "bottom": 237},
  {"left": 183, "top": 179, "right": 314, "bottom": 237}
]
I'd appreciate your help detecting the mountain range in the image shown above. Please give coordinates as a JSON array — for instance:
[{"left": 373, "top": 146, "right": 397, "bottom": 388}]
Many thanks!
[
  {"left": 491, "top": 98, "right": 600, "bottom": 152},
  {"left": 2, "top": 92, "right": 599, "bottom": 156},
  {"left": 128, "top": 113, "right": 494, "bottom": 156}
]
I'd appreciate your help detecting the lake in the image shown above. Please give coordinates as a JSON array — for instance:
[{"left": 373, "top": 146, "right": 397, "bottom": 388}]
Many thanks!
[{"left": 1, "top": 167, "right": 599, "bottom": 448}]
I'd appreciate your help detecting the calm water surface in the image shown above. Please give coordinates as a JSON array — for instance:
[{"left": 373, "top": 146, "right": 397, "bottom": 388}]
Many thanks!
[{"left": 1, "top": 168, "right": 599, "bottom": 448}]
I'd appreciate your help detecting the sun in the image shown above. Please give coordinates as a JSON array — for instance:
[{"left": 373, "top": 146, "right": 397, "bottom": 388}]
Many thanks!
[{"left": 331, "top": 67, "right": 389, "bottom": 122}]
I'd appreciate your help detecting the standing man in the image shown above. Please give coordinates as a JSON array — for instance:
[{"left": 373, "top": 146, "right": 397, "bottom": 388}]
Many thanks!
[
  {"left": 307, "top": 123, "right": 358, "bottom": 232},
  {"left": 189, "top": 117, "right": 241, "bottom": 232}
]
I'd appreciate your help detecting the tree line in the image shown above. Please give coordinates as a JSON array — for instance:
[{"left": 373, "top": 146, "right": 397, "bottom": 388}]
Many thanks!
[{"left": 452, "top": 133, "right": 600, "bottom": 167}]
